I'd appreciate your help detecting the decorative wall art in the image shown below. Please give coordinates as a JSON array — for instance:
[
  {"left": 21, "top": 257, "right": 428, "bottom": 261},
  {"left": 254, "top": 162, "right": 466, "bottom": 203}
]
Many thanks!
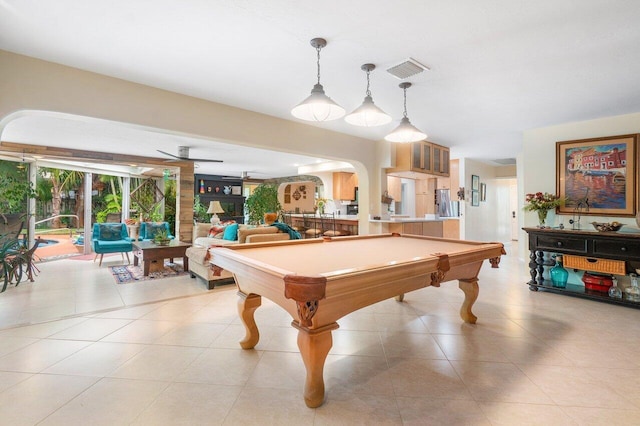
[
  {"left": 472, "top": 175, "right": 480, "bottom": 191},
  {"left": 471, "top": 190, "right": 479, "bottom": 206},
  {"left": 556, "top": 134, "right": 637, "bottom": 216},
  {"left": 480, "top": 183, "right": 487, "bottom": 202}
]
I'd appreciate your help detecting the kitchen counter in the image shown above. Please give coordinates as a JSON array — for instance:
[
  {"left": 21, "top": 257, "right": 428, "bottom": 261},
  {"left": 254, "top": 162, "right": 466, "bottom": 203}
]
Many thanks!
[
  {"left": 369, "top": 218, "right": 444, "bottom": 223},
  {"left": 290, "top": 214, "right": 358, "bottom": 221},
  {"left": 286, "top": 213, "right": 359, "bottom": 236},
  {"left": 370, "top": 216, "right": 460, "bottom": 239}
]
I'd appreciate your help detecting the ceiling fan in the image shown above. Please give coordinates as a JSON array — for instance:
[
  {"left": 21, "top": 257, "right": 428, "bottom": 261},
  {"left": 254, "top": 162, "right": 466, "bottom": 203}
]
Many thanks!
[
  {"left": 222, "top": 171, "right": 263, "bottom": 181},
  {"left": 157, "top": 146, "right": 222, "bottom": 162}
]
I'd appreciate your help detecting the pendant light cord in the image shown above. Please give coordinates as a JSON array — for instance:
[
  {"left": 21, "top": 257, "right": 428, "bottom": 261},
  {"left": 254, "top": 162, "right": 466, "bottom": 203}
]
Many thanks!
[
  {"left": 366, "top": 70, "right": 371, "bottom": 97},
  {"left": 316, "top": 45, "right": 322, "bottom": 85},
  {"left": 403, "top": 86, "right": 408, "bottom": 118}
]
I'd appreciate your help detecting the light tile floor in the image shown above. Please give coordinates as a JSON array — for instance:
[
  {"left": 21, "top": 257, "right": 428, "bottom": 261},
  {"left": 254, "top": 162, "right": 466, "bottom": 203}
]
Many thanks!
[{"left": 1, "top": 243, "right": 640, "bottom": 424}]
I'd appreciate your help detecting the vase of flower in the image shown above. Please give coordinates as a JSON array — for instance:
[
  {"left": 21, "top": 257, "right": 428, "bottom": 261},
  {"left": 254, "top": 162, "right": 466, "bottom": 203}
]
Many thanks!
[
  {"left": 537, "top": 210, "right": 549, "bottom": 227},
  {"left": 524, "top": 192, "right": 563, "bottom": 228}
]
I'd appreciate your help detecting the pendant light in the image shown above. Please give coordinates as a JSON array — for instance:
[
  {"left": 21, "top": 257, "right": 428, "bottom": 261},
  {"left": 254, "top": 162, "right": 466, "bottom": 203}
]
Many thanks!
[
  {"left": 291, "top": 37, "right": 345, "bottom": 122},
  {"left": 384, "top": 82, "right": 427, "bottom": 143},
  {"left": 345, "top": 64, "right": 392, "bottom": 127}
]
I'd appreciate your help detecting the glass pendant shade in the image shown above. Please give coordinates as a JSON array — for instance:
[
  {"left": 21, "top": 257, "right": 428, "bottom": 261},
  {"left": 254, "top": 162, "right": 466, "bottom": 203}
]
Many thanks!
[
  {"left": 384, "top": 82, "right": 427, "bottom": 143},
  {"left": 345, "top": 64, "right": 391, "bottom": 127},
  {"left": 291, "top": 38, "right": 344, "bottom": 122},
  {"left": 345, "top": 95, "right": 392, "bottom": 127},
  {"left": 291, "top": 83, "right": 345, "bottom": 122},
  {"left": 384, "top": 117, "right": 427, "bottom": 143}
]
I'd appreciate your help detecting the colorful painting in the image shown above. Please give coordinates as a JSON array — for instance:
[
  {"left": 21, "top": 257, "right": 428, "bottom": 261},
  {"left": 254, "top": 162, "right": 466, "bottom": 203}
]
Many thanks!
[{"left": 556, "top": 134, "right": 637, "bottom": 216}]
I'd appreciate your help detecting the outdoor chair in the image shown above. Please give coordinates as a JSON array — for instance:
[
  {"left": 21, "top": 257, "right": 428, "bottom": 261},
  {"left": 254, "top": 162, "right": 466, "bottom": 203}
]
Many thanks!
[
  {"left": 138, "top": 221, "right": 174, "bottom": 241},
  {"left": 92, "top": 223, "right": 133, "bottom": 266}
]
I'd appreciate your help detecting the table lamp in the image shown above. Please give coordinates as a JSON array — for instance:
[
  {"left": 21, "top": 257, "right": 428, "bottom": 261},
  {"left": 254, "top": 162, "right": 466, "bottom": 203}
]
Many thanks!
[{"left": 207, "top": 201, "right": 225, "bottom": 224}]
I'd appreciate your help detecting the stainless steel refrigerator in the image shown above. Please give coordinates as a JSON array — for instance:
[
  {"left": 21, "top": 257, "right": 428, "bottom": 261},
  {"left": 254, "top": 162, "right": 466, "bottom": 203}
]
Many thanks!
[{"left": 436, "top": 189, "right": 459, "bottom": 217}]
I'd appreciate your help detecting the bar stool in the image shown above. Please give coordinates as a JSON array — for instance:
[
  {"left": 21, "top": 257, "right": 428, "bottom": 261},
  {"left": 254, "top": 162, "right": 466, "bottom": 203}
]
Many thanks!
[
  {"left": 304, "top": 212, "right": 323, "bottom": 238},
  {"left": 322, "top": 212, "right": 349, "bottom": 237}
]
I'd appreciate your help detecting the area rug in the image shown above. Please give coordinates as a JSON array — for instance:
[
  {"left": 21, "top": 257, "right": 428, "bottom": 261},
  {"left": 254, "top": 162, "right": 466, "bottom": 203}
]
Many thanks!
[{"left": 109, "top": 262, "right": 188, "bottom": 284}]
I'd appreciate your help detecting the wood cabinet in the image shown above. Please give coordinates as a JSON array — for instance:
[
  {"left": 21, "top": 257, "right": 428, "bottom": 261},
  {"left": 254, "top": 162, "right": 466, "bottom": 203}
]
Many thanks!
[
  {"left": 333, "top": 172, "right": 358, "bottom": 200},
  {"left": 432, "top": 143, "right": 450, "bottom": 175},
  {"left": 415, "top": 178, "right": 436, "bottom": 217},
  {"left": 524, "top": 227, "right": 640, "bottom": 308},
  {"left": 386, "top": 221, "right": 443, "bottom": 237},
  {"left": 387, "top": 176, "right": 402, "bottom": 202},
  {"left": 442, "top": 219, "right": 460, "bottom": 239},
  {"left": 388, "top": 141, "right": 449, "bottom": 177}
]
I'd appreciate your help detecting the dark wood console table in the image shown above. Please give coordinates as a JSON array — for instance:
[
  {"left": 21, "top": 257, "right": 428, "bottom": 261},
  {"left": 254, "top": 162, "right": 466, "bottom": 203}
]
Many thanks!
[{"left": 523, "top": 227, "right": 640, "bottom": 308}]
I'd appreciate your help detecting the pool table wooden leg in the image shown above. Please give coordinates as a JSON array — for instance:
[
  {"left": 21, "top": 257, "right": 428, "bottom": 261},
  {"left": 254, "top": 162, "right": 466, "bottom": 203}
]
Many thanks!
[
  {"left": 458, "top": 278, "right": 479, "bottom": 324},
  {"left": 237, "top": 292, "right": 261, "bottom": 349},
  {"left": 294, "top": 322, "right": 339, "bottom": 408}
]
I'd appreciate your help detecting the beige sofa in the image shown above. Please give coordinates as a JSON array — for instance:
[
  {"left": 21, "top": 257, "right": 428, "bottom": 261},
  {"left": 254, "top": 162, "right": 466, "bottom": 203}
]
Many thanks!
[{"left": 186, "top": 222, "right": 290, "bottom": 289}]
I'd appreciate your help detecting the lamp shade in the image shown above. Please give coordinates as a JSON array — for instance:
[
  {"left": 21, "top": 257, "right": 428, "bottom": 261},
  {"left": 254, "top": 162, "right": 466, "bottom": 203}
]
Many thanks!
[
  {"left": 345, "top": 95, "right": 392, "bottom": 127},
  {"left": 291, "top": 83, "right": 345, "bottom": 122},
  {"left": 384, "top": 117, "right": 427, "bottom": 143},
  {"left": 207, "top": 201, "right": 225, "bottom": 214}
]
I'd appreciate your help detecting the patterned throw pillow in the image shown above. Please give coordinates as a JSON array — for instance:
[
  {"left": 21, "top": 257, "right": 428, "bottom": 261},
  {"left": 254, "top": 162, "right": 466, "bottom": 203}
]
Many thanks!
[
  {"left": 208, "top": 220, "right": 237, "bottom": 238},
  {"left": 99, "top": 224, "right": 122, "bottom": 241},
  {"left": 146, "top": 222, "right": 167, "bottom": 239},
  {"left": 208, "top": 225, "right": 226, "bottom": 238}
]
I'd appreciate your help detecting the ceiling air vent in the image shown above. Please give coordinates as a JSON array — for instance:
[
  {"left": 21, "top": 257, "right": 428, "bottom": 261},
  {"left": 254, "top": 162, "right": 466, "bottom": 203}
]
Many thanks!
[{"left": 386, "top": 58, "right": 430, "bottom": 80}]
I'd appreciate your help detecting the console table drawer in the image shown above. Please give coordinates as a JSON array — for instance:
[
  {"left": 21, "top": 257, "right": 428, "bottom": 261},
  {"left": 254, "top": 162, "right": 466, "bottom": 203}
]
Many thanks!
[
  {"left": 593, "top": 240, "right": 640, "bottom": 261},
  {"left": 534, "top": 235, "right": 587, "bottom": 253},
  {"left": 563, "top": 255, "right": 626, "bottom": 275}
]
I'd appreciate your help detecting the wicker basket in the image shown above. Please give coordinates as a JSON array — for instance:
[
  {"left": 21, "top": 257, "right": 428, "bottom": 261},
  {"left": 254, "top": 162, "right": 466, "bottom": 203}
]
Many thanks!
[{"left": 563, "top": 254, "right": 625, "bottom": 275}]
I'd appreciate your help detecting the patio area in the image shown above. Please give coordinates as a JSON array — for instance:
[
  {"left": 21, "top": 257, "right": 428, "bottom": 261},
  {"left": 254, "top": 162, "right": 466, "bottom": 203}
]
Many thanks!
[{"left": 1, "top": 239, "right": 210, "bottom": 330}]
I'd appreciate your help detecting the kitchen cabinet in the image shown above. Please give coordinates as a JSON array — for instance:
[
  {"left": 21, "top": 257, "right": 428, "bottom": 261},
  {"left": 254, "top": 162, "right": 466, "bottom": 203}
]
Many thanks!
[
  {"left": 388, "top": 141, "right": 449, "bottom": 177},
  {"left": 385, "top": 221, "right": 443, "bottom": 237},
  {"left": 387, "top": 176, "right": 402, "bottom": 202},
  {"left": 333, "top": 172, "right": 358, "bottom": 200},
  {"left": 415, "top": 178, "right": 436, "bottom": 217},
  {"left": 523, "top": 227, "right": 640, "bottom": 308},
  {"left": 442, "top": 219, "right": 460, "bottom": 239},
  {"left": 432, "top": 143, "right": 450, "bottom": 176}
]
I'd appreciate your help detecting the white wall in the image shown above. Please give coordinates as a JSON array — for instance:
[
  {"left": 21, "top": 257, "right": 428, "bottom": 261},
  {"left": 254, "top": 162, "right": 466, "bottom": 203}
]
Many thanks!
[
  {"left": 462, "top": 159, "right": 515, "bottom": 242},
  {"left": 0, "top": 50, "right": 383, "bottom": 234},
  {"left": 519, "top": 111, "right": 640, "bottom": 257}
]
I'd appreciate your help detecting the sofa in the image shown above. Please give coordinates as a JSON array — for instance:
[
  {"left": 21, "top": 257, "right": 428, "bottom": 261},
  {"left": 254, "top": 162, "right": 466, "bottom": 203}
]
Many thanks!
[{"left": 186, "top": 222, "right": 290, "bottom": 289}]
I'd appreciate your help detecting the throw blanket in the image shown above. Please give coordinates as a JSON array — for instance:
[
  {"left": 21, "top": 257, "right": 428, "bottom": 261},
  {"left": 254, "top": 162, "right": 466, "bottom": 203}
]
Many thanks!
[{"left": 272, "top": 221, "right": 302, "bottom": 240}]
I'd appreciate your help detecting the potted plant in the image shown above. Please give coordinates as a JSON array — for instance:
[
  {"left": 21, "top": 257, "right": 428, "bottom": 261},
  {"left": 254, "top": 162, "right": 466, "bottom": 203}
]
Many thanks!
[
  {"left": 245, "top": 184, "right": 281, "bottom": 225},
  {"left": 0, "top": 171, "right": 38, "bottom": 230},
  {"left": 153, "top": 228, "right": 171, "bottom": 246}
]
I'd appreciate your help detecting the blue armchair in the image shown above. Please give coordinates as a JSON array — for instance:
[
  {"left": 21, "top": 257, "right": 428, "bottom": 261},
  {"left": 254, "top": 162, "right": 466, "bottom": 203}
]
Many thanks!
[
  {"left": 92, "top": 223, "right": 133, "bottom": 266},
  {"left": 138, "top": 222, "right": 174, "bottom": 241}
]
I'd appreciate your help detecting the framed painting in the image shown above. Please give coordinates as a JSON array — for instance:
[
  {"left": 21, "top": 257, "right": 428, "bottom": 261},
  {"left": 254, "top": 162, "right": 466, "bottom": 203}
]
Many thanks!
[
  {"left": 480, "top": 183, "right": 487, "bottom": 202},
  {"left": 472, "top": 175, "right": 480, "bottom": 191},
  {"left": 556, "top": 134, "right": 638, "bottom": 216},
  {"left": 471, "top": 190, "right": 479, "bottom": 206}
]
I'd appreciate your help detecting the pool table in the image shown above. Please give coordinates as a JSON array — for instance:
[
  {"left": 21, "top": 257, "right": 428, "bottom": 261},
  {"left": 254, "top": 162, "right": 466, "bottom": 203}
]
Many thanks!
[{"left": 209, "top": 233, "right": 505, "bottom": 408}]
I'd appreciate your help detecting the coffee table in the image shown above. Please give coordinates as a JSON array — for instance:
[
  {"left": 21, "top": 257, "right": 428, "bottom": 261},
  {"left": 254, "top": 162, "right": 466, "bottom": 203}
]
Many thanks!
[{"left": 131, "top": 240, "right": 191, "bottom": 276}]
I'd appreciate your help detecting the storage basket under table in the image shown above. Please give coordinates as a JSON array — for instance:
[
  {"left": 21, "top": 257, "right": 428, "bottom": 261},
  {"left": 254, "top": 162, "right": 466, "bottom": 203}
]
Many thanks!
[{"left": 562, "top": 254, "right": 626, "bottom": 275}]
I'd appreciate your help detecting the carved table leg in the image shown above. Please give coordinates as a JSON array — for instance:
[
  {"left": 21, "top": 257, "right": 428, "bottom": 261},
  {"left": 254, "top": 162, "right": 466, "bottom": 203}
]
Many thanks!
[
  {"left": 237, "top": 292, "right": 261, "bottom": 349},
  {"left": 458, "top": 278, "right": 479, "bottom": 324},
  {"left": 535, "top": 250, "right": 545, "bottom": 285},
  {"left": 294, "top": 322, "right": 339, "bottom": 408},
  {"left": 528, "top": 250, "right": 539, "bottom": 291}
]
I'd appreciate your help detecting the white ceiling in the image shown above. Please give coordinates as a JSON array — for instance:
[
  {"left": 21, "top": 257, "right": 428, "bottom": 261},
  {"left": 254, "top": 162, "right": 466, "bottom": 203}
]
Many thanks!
[{"left": 2, "top": 0, "right": 640, "bottom": 174}]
